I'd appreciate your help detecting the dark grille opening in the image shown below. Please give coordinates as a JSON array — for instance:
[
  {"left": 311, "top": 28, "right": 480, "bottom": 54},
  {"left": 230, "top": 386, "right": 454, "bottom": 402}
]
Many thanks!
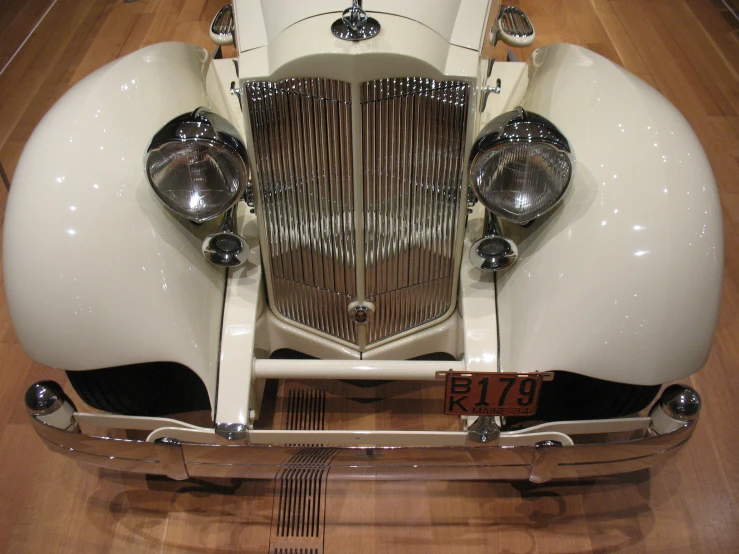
[
  {"left": 66, "top": 362, "right": 211, "bottom": 416},
  {"left": 506, "top": 371, "right": 661, "bottom": 424}
]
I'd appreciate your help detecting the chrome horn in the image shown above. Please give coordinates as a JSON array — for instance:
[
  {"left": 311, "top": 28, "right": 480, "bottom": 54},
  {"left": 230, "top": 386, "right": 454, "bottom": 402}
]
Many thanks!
[
  {"left": 202, "top": 207, "right": 248, "bottom": 267},
  {"left": 469, "top": 211, "right": 518, "bottom": 272}
]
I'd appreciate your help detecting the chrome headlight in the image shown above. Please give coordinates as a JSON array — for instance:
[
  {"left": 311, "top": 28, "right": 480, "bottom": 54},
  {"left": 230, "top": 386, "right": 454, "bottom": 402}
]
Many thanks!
[
  {"left": 469, "top": 107, "right": 574, "bottom": 224},
  {"left": 145, "top": 109, "right": 248, "bottom": 223}
]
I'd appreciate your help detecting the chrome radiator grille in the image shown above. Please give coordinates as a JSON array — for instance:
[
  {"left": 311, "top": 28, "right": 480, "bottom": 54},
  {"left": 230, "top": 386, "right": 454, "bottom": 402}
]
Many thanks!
[
  {"left": 246, "top": 77, "right": 470, "bottom": 348},
  {"left": 362, "top": 78, "right": 470, "bottom": 344},
  {"left": 246, "top": 79, "right": 357, "bottom": 343}
]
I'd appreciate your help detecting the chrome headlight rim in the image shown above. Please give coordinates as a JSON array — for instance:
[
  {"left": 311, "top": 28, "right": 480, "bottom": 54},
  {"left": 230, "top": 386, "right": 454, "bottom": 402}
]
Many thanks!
[
  {"left": 145, "top": 108, "right": 249, "bottom": 223},
  {"left": 470, "top": 107, "right": 574, "bottom": 224}
]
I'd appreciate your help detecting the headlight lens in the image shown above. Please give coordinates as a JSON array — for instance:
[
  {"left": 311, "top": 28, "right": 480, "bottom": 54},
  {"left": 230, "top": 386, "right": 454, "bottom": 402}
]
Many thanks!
[
  {"left": 146, "top": 109, "right": 248, "bottom": 223},
  {"left": 470, "top": 108, "right": 574, "bottom": 224}
]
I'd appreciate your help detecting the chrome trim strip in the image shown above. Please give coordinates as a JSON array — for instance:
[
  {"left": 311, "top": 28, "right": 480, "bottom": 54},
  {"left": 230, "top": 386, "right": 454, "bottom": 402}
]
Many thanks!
[
  {"left": 30, "top": 414, "right": 697, "bottom": 483},
  {"left": 154, "top": 438, "right": 189, "bottom": 480},
  {"left": 471, "top": 107, "right": 572, "bottom": 159},
  {"left": 211, "top": 4, "right": 234, "bottom": 37},
  {"left": 529, "top": 440, "right": 562, "bottom": 483},
  {"left": 499, "top": 5, "right": 534, "bottom": 38},
  {"left": 39, "top": 435, "right": 158, "bottom": 464}
]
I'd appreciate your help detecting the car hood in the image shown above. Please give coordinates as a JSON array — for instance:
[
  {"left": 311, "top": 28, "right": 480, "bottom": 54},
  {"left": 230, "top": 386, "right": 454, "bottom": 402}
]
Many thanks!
[{"left": 233, "top": 0, "right": 491, "bottom": 52}]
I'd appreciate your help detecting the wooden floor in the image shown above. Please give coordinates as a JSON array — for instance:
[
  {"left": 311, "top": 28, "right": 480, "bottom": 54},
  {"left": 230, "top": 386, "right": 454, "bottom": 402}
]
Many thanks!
[{"left": 1, "top": 0, "right": 738, "bottom": 552}]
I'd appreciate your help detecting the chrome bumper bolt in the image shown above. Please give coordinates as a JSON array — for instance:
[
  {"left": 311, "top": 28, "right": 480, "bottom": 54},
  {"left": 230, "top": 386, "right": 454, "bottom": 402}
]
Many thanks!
[
  {"left": 25, "top": 381, "right": 79, "bottom": 432},
  {"left": 650, "top": 384, "right": 701, "bottom": 435}
]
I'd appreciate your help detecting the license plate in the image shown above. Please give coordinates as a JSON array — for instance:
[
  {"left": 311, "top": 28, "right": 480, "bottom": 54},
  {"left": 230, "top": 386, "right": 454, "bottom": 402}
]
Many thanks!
[{"left": 442, "top": 372, "right": 549, "bottom": 416}]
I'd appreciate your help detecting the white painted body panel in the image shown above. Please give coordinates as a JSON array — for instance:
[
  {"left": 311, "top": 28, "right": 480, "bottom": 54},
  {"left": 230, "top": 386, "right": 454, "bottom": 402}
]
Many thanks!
[
  {"left": 234, "top": 0, "right": 489, "bottom": 52},
  {"left": 496, "top": 44, "right": 723, "bottom": 385},
  {"left": 459, "top": 205, "right": 499, "bottom": 373},
  {"left": 237, "top": 13, "right": 480, "bottom": 82},
  {"left": 3, "top": 43, "right": 235, "bottom": 406},
  {"left": 213, "top": 204, "right": 263, "bottom": 428}
]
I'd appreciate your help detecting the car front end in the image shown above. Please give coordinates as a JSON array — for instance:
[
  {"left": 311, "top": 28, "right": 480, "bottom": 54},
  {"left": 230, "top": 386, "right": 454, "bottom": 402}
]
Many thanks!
[{"left": 6, "top": 1, "right": 722, "bottom": 483}]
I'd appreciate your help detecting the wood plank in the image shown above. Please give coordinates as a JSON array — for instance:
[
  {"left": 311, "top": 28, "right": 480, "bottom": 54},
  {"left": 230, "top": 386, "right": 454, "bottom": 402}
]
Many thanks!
[
  {"left": 67, "top": 0, "right": 150, "bottom": 85},
  {"left": 652, "top": 0, "right": 738, "bottom": 116},
  {"left": 0, "top": 0, "right": 111, "bottom": 179},
  {"left": 272, "top": 379, "right": 463, "bottom": 433},
  {"left": 0, "top": 0, "right": 55, "bottom": 71},
  {"left": 590, "top": 0, "right": 657, "bottom": 86}
]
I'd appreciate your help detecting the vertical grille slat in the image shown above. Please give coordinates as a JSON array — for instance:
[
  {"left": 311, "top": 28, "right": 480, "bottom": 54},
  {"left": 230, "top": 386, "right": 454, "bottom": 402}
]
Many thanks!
[
  {"left": 248, "top": 77, "right": 468, "bottom": 348},
  {"left": 247, "top": 79, "right": 357, "bottom": 344},
  {"left": 362, "top": 78, "right": 469, "bottom": 344},
  {"left": 287, "top": 87, "right": 306, "bottom": 286}
]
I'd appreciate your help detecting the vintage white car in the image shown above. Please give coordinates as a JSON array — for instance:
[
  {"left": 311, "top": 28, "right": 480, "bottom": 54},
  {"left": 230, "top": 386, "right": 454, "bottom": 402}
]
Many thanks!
[{"left": 5, "top": 0, "right": 722, "bottom": 483}]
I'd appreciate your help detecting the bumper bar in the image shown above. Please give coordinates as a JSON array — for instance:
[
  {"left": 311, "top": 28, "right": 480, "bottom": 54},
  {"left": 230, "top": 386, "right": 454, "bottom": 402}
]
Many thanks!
[{"left": 26, "top": 382, "right": 701, "bottom": 483}]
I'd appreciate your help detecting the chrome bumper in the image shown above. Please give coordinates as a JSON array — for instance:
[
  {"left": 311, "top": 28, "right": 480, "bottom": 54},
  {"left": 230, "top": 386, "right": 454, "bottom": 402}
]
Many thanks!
[{"left": 27, "top": 383, "right": 700, "bottom": 483}]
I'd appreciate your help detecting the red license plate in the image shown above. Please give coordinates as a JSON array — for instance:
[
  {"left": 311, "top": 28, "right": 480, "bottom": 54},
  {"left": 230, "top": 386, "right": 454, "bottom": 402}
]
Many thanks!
[{"left": 443, "top": 372, "right": 548, "bottom": 416}]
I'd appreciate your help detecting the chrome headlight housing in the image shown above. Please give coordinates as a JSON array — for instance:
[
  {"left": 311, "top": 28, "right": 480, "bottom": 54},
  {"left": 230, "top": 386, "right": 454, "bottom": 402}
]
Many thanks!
[
  {"left": 470, "top": 107, "right": 574, "bottom": 224},
  {"left": 145, "top": 108, "right": 248, "bottom": 223}
]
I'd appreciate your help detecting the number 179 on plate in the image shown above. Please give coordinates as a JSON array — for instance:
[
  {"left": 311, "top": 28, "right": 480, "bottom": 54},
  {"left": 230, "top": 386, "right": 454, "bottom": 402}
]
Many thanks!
[{"left": 443, "top": 372, "right": 547, "bottom": 416}]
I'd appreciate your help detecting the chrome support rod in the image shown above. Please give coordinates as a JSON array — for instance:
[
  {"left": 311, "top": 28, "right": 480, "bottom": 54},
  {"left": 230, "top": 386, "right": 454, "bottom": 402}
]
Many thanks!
[{"left": 484, "top": 209, "right": 503, "bottom": 237}]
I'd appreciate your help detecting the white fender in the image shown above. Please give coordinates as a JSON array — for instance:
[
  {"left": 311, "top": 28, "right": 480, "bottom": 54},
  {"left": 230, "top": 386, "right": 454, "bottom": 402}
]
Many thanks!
[
  {"left": 497, "top": 44, "right": 723, "bottom": 385},
  {"left": 4, "top": 43, "right": 232, "bottom": 406}
]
